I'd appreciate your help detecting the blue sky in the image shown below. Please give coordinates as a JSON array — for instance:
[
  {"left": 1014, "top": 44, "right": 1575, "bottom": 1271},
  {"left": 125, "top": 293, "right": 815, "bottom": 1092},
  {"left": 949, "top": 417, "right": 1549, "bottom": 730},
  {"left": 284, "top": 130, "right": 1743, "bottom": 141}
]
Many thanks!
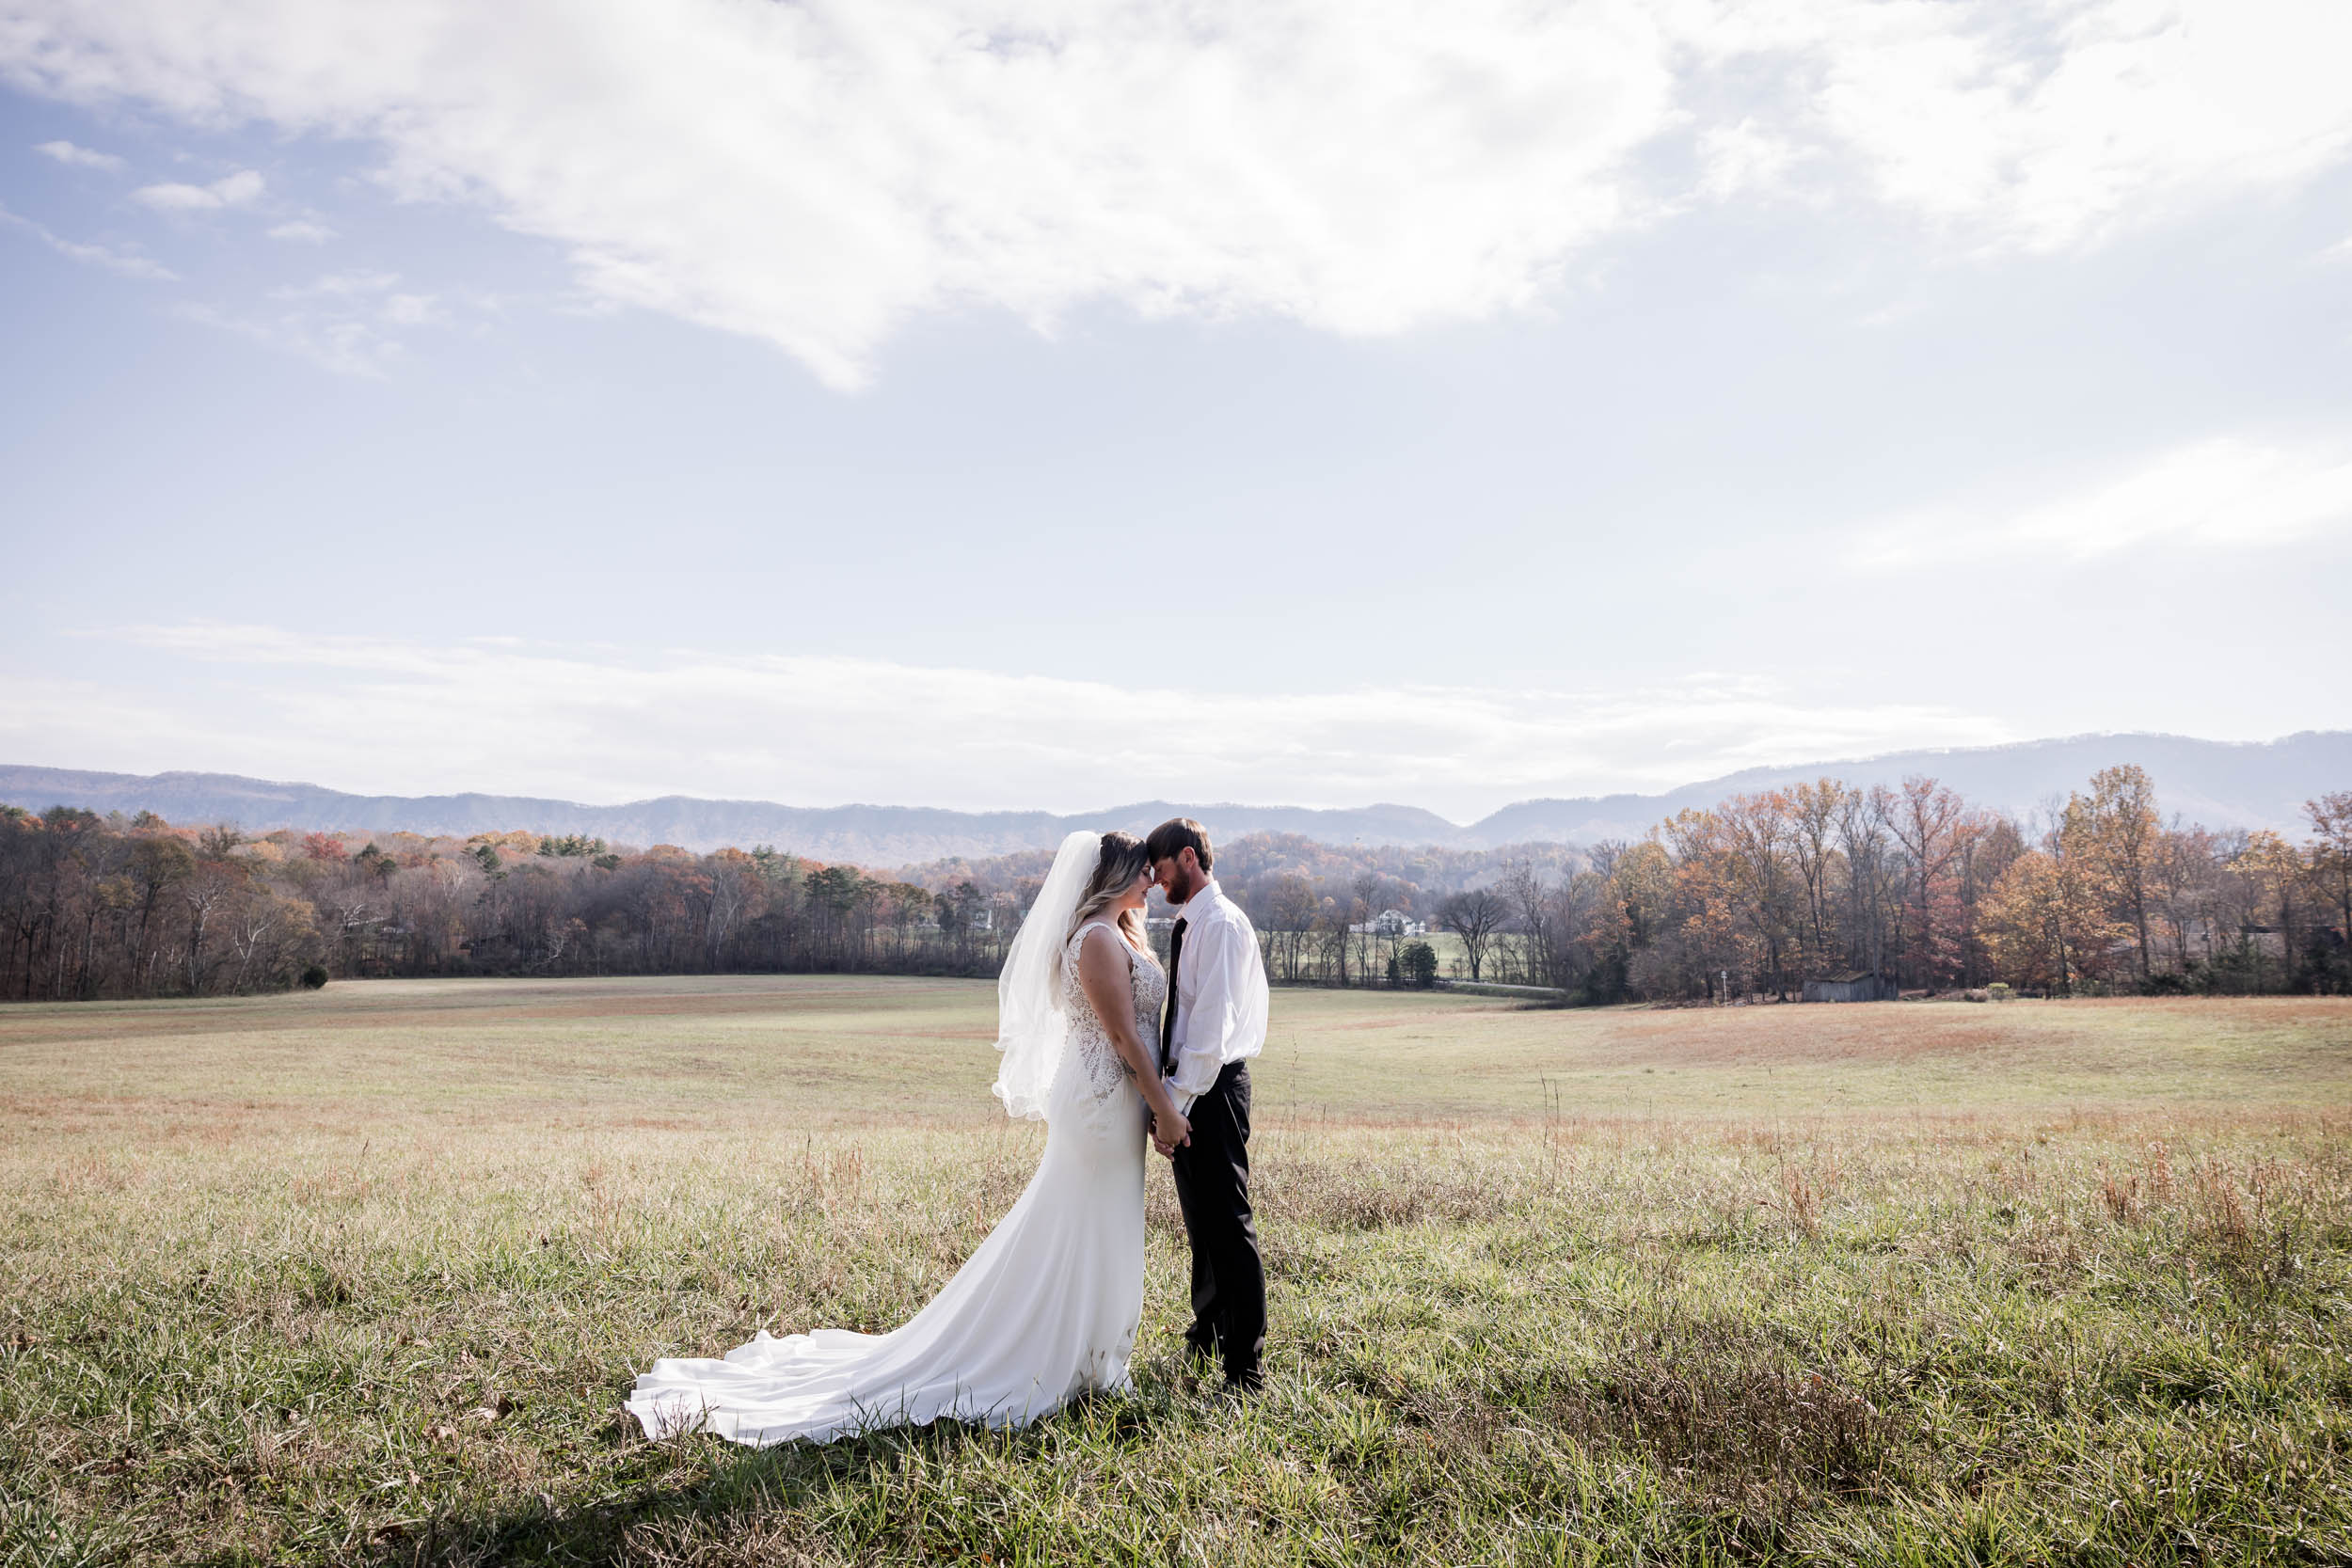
[{"left": 3, "top": 0, "right": 2348, "bottom": 820}]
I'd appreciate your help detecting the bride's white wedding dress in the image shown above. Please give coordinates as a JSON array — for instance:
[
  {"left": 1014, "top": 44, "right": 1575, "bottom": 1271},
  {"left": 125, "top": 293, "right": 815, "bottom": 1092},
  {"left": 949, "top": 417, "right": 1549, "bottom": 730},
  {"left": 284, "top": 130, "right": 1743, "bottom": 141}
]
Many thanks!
[{"left": 627, "top": 915, "right": 1162, "bottom": 1445}]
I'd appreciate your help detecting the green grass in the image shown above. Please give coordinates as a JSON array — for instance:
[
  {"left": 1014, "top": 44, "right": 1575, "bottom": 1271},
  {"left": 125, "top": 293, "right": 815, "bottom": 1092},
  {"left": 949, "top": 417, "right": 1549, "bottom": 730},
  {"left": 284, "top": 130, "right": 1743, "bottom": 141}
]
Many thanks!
[{"left": 4, "top": 978, "right": 2350, "bottom": 1564}]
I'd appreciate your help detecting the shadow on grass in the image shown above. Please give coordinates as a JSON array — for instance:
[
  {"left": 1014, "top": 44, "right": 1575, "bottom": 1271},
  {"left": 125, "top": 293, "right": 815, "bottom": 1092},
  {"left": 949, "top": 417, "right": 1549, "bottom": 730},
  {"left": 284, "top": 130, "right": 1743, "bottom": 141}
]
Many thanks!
[{"left": 354, "top": 1388, "right": 1166, "bottom": 1567}]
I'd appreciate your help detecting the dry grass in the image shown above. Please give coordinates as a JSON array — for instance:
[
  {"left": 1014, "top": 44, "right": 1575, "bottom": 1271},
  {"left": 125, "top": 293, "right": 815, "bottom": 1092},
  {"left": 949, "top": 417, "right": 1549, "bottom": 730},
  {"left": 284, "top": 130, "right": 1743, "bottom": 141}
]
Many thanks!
[{"left": 3, "top": 979, "right": 2350, "bottom": 1563}]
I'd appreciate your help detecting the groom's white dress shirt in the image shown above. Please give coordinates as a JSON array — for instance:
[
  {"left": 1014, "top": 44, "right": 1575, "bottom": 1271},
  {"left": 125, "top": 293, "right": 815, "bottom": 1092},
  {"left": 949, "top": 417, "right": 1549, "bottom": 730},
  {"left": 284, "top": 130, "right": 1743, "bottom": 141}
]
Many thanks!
[{"left": 1162, "top": 878, "right": 1270, "bottom": 1114}]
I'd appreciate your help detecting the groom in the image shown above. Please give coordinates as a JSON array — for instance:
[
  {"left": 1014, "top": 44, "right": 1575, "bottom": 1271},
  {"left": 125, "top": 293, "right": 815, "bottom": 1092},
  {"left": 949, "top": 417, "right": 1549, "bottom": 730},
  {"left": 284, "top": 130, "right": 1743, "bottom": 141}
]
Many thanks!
[{"left": 1145, "top": 817, "right": 1271, "bottom": 1392}]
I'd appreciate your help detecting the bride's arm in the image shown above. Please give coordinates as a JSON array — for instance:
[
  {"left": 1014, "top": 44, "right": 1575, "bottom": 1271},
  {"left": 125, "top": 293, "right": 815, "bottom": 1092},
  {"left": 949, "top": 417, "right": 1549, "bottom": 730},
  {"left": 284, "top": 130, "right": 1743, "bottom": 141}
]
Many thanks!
[{"left": 1075, "top": 927, "right": 1189, "bottom": 1141}]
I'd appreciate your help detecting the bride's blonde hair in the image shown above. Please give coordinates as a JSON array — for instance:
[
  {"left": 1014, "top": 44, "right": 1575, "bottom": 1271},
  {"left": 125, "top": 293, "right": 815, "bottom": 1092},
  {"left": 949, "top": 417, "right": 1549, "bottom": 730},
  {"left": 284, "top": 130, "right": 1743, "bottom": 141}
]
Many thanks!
[{"left": 1064, "top": 832, "right": 1151, "bottom": 958}]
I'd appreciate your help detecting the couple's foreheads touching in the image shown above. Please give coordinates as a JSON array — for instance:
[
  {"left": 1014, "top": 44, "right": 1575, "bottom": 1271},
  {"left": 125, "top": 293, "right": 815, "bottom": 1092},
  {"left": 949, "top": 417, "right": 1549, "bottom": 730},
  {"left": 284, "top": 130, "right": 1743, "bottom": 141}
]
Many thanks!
[
  {"left": 1143, "top": 816, "right": 1212, "bottom": 906},
  {"left": 1073, "top": 816, "right": 1215, "bottom": 941}
]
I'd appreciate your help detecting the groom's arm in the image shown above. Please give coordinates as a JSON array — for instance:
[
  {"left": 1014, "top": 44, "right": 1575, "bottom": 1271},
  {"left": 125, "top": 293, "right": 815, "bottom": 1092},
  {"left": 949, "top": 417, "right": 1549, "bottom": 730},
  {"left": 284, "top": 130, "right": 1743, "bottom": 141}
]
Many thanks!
[{"left": 1164, "top": 917, "right": 1268, "bottom": 1112}]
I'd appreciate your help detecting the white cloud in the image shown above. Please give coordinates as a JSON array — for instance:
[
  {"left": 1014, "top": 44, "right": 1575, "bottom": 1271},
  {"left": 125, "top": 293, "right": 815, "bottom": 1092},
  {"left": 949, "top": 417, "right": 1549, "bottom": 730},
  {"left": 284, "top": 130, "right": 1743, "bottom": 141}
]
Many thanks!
[
  {"left": 200, "top": 271, "right": 457, "bottom": 368},
  {"left": 8, "top": 624, "right": 2013, "bottom": 817},
  {"left": 269, "top": 269, "right": 399, "bottom": 299},
  {"left": 131, "top": 167, "right": 263, "bottom": 210},
  {"left": 380, "top": 292, "right": 439, "bottom": 325},
  {"left": 33, "top": 137, "right": 122, "bottom": 170},
  {"left": 0, "top": 1, "right": 1688, "bottom": 388},
  {"left": 0, "top": 198, "right": 176, "bottom": 278},
  {"left": 3, "top": 2, "right": 2347, "bottom": 385},
  {"left": 1862, "top": 437, "right": 2352, "bottom": 567},
  {"left": 0, "top": 4, "right": 1693, "bottom": 391},
  {"left": 266, "top": 218, "right": 336, "bottom": 243},
  {"left": 1693, "top": 118, "right": 1808, "bottom": 203},
  {"left": 1687, "top": 0, "right": 2352, "bottom": 253},
  {"left": 177, "top": 302, "right": 402, "bottom": 378}
]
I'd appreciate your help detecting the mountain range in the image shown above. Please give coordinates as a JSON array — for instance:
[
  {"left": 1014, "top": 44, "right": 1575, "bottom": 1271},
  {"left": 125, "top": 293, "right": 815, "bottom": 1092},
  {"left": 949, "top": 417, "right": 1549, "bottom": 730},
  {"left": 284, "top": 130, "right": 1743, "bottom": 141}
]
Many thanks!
[{"left": 3, "top": 731, "right": 2344, "bottom": 863}]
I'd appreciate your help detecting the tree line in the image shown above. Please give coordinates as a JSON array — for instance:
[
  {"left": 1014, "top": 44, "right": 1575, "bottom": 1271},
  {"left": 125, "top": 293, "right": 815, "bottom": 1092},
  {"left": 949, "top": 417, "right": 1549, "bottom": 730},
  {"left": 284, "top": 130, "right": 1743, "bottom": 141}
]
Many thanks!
[
  {"left": 1210, "top": 768, "right": 2349, "bottom": 1001},
  {"left": 0, "top": 816, "right": 1018, "bottom": 1002},
  {"left": 4, "top": 762, "right": 2346, "bottom": 1003}
]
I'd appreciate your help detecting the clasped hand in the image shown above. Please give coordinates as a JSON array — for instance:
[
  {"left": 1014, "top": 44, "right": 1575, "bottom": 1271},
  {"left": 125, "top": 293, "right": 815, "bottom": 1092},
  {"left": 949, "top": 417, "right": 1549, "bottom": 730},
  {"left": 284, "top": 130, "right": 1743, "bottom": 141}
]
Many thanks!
[{"left": 1152, "top": 1107, "right": 1191, "bottom": 1159}]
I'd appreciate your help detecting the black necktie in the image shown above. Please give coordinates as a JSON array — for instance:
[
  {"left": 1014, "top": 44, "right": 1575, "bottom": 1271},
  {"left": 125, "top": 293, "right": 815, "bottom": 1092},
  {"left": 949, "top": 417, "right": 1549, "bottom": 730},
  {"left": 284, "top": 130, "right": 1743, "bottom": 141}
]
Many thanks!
[{"left": 1159, "top": 915, "right": 1187, "bottom": 1074}]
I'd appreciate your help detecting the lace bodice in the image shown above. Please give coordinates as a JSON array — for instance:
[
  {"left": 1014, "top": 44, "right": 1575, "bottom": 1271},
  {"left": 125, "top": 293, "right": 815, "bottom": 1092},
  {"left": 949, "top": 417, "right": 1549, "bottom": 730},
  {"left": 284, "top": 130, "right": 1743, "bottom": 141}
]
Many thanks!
[{"left": 1060, "top": 921, "right": 1167, "bottom": 1108}]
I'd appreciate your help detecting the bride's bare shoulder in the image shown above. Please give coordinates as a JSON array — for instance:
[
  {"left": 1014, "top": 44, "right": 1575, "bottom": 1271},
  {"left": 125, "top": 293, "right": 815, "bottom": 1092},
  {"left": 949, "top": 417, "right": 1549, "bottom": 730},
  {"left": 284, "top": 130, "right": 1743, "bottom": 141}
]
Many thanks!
[{"left": 1072, "top": 921, "right": 1131, "bottom": 982}]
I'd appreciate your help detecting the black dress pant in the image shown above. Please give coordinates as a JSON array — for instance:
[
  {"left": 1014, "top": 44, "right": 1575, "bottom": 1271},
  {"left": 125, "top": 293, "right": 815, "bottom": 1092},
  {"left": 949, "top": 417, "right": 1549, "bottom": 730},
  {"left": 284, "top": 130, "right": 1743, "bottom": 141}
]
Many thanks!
[{"left": 1169, "top": 1059, "right": 1263, "bottom": 1386}]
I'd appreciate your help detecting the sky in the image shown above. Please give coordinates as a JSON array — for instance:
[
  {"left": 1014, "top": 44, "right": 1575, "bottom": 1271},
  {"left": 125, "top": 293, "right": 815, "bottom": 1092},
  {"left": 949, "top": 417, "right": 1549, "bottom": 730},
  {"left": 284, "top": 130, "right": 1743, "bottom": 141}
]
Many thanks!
[{"left": 2, "top": 0, "right": 2348, "bottom": 822}]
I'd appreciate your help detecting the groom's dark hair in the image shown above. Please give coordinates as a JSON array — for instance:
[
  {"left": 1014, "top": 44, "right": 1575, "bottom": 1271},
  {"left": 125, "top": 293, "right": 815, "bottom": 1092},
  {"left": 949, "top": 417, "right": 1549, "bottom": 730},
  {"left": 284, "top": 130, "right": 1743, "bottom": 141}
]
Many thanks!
[{"left": 1145, "top": 817, "right": 1213, "bottom": 873}]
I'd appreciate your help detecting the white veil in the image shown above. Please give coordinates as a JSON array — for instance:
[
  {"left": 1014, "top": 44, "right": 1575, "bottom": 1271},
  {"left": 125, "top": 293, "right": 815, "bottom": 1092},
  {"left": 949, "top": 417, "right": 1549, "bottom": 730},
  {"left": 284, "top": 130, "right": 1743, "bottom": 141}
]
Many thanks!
[{"left": 992, "top": 830, "right": 1102, "bottom": 1120}]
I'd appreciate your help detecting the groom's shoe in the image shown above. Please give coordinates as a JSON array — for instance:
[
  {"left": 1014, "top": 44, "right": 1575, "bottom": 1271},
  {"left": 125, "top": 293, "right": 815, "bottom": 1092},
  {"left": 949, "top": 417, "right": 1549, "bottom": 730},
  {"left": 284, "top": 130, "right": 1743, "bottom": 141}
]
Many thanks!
[
  {"left": 1223, "top": 1365, "right": 1263, "bottom": 1397},
  {"left": 1182, "top": 1331, "right": 1218, "bottom": 1367}
]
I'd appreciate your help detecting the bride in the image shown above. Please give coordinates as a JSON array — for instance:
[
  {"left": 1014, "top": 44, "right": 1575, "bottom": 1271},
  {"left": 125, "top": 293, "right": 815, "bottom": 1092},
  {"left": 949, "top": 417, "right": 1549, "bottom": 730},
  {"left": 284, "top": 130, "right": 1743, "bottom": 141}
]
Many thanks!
[{"left": 626, "top": 830, "right": 1188, "bottom": 1444}]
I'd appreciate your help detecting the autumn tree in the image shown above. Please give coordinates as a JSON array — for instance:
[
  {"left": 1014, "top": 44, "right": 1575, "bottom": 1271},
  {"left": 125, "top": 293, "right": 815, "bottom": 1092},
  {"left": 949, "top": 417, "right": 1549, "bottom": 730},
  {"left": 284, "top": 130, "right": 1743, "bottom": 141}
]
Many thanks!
[
  {"left": 1959, "top": 814, "right": 2027, "bottom": 985},
  {"left": 1585, "top": 839, "right": 1673, "bottom": 1001},
  {"left": 2153, "top": 823, "right": 2224, "bottom": 972},
  {"left": 1978, "top": 789, "right": 2130, "bottom": 993},
  {"left": 2236, "top": 831, "right": 2312, "bottom": 991},
  {"left": 1718, "top": 790, "right": 1802, "bottom": 997},
  {"left": 1656, "top": 809, "right": 1752, "bottom": 999},
  {"left": 1890, "top": 776, "right": 1970, "bottom": 988},
  {"left": 2077, "top": 765, "right": 2162, "bottom": 980}
]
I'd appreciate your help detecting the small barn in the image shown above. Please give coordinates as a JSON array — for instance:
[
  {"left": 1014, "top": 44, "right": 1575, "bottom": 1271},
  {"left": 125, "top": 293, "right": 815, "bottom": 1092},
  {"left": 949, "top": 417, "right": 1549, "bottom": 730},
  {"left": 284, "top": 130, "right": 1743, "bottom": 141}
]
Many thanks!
[{"left": 1802, "top": 970, "right": 1897, "bottom": 1003}]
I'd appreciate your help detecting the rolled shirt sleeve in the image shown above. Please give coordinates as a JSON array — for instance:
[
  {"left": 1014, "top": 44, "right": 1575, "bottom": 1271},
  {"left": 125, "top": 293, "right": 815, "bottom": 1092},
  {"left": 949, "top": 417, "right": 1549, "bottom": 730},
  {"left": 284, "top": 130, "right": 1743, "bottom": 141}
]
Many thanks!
[{"left": 1166, "top": 911, "right": 1270, "bottom": 1109}]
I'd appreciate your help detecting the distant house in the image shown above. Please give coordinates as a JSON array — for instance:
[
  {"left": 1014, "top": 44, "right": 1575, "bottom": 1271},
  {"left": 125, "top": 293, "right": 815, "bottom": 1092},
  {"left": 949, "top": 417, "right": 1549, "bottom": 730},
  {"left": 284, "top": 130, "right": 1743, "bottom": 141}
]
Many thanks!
[
  {"left": 1802, "top": 971, "right": 1897, "bottom": 1003},
  {"left": 1350, "top": 909, "right": 1426, "bottom": 938}
]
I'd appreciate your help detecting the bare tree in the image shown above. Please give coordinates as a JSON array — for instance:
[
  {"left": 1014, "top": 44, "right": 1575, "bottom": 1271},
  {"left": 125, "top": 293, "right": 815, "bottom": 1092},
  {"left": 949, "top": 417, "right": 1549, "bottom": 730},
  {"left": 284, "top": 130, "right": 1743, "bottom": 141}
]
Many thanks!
[
  {"left": 1267, "top": 875, "right": 1317, "bottom": 982},
  {"left": 1437, "top": 888, "right": 1509, "bottom": 981},
  {"left": 1498, "top": 862, "right": 1559, "bottom": 989},
  {"left": 181, "top": 862, "right": 242, "bottom": 993},
  {"left": 323, "top": 891, "right": 379, "bottom": 975},
  {"left": 2307, "top": 791, "right": 2352, "bottom": 965},
  {"left": 1787, "top": 779, "right": 1847, "bottom": 976},
  {"left": 704, "top": 850, "right": 762, "bottom": 966},
  {"left": 1351, "top": 871, "right": 1384, "bottom": 985},
  {"left": 227, "top": 891, "right": 307, "bottom": 993},
  {"left": 1836, "top": 785, "right": 1895, "bottom": 977},
  {"left": 1889, "top": 776, "right": 1971, "bottom": 988}
]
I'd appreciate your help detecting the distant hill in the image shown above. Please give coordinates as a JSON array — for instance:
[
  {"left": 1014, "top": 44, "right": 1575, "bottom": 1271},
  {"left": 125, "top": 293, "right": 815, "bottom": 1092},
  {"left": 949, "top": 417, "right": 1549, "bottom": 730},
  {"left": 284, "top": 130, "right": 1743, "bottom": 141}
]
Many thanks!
[
  {"left": 0, "top": 766, "right": 1459, "bottom": 862},
  {"left": 3, "top": 731, "right": 2343, "bottom": 862},
  {"left": 1466, "top": 731, "right": 2352, "bottom": 846}
]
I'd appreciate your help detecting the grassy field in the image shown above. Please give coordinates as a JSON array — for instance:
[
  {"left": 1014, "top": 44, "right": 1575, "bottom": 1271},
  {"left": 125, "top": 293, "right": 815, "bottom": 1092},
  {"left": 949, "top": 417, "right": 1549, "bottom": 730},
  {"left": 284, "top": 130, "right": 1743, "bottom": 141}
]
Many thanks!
[{"left": 4, "top": 978, "right": 2349, "bottom": 1564}]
